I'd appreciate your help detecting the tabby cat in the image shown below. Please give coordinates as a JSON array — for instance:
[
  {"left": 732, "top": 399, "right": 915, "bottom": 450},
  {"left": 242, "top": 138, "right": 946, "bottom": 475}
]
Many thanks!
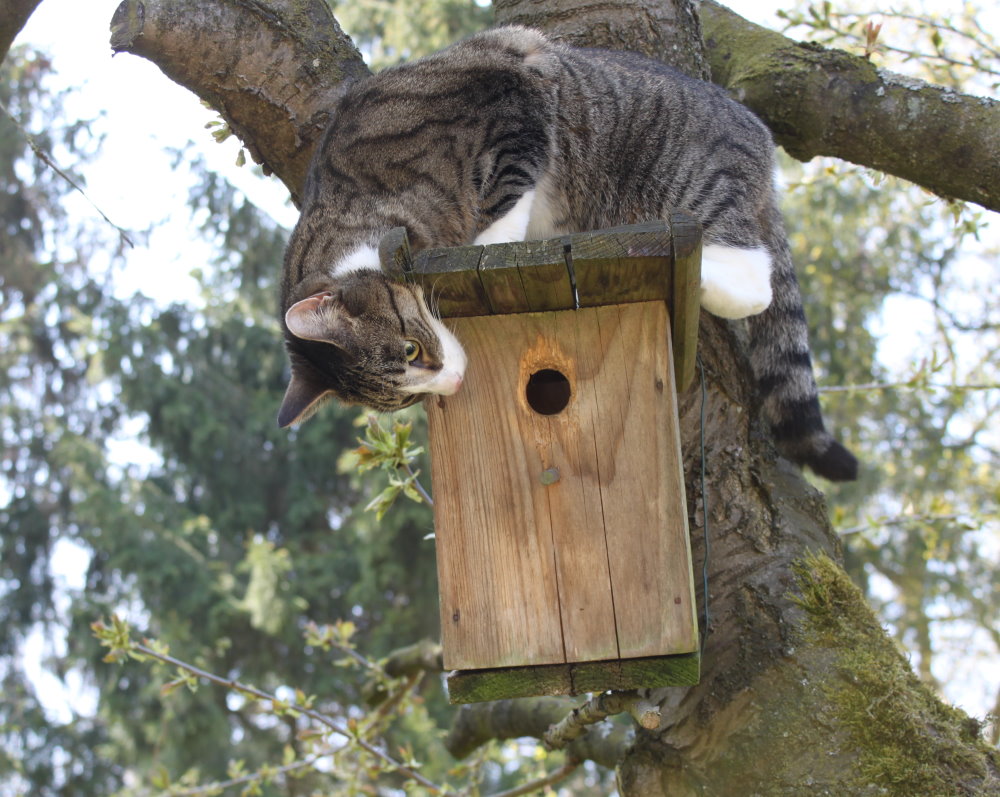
[{"left": 278, "top": 26, "right": 858, "bottom": 481}]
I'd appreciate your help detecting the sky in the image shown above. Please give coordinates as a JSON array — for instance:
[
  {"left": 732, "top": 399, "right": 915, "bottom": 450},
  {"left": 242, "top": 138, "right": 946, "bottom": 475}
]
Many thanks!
[{"left": 10, "top": 0, "right": 999, "bottom": 728}]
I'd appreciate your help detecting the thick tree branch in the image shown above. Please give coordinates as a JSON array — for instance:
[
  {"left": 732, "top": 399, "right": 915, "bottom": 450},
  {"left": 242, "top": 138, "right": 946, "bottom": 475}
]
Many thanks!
[
  {"left": 0, "top": 0, "right": 43, "bottom": 64},
  {"left": 494, "top": 0, "right": 708, "bottom": 79},
  {"left": 109, "top": 0, "right": 369, "bottom": 205},
  {"left": 699, "top": 0, "right": 1000, "bottom": 212}
]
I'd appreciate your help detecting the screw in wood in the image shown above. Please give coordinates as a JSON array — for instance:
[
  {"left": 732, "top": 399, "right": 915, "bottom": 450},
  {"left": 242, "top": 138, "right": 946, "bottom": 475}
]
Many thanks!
[{"left": 539, "top": 467, "right": 560, "bottom": 485}]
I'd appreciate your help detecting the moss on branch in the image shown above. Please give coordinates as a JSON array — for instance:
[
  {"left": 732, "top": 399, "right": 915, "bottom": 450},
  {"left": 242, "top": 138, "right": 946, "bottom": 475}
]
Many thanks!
[
  {"left": 793, "top": 553, "right": 1000, "bottom": 796},
  {"left": 699, "top": 0, "right": 1000, "bottom": 212}
]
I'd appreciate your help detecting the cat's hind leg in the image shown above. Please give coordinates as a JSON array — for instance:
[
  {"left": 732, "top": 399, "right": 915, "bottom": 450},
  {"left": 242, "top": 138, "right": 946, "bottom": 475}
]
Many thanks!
[
  {"left": 473, "top": 190, "right": 536, "bottom": 245},
  {"left": 700, "top": 244, "right": 773, "bottom": 319}
]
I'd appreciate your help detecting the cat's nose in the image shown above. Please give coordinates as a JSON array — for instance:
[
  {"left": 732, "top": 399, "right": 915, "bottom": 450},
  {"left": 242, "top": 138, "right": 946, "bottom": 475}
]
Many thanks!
[{"left": 437, "top": 370, "right": 463, "bottom": 395}]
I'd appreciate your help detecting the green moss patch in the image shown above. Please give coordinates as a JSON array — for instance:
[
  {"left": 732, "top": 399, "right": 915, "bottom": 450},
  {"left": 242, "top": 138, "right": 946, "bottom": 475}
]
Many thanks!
[{"left": 792, "top": 552, "right": 997, "bottom": 796}]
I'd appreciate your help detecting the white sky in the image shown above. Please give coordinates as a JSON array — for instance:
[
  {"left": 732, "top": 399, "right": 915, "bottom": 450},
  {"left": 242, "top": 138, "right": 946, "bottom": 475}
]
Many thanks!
[{"left": 10, "top": 0, "right": 999, "bottom": 727}]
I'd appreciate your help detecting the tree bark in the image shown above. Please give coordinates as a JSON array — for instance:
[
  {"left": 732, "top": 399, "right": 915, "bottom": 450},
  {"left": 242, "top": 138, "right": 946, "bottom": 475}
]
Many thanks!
[
  {"left": 0, "top": 0, "right": 44, "bottom": 64},
  {"left": 111, "top": 1, "right": 1000, "bottom": 794},
  {"left": 698, "top": 0, "right": 1000, "bottom": 213},
  {"left": 109, "top": 0, "right": 369, "bottom": 206}
]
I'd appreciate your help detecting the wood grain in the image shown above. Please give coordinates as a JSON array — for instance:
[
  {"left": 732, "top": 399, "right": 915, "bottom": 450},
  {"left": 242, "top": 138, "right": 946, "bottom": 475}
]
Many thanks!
[{"left": 426, "top": 302, "right": 697, "bottom": 672}]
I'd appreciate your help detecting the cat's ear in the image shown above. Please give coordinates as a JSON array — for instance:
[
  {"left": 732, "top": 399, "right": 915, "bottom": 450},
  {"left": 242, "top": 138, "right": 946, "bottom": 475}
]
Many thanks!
[
  {"left": 277, "top": 366, "right": 331, "bottom": 428},
  {"left": 285, "top": 291, "right": 355, "bottom": 346},
  {"left": 285, "top": 292, "right": 334, "bottom": 342}
]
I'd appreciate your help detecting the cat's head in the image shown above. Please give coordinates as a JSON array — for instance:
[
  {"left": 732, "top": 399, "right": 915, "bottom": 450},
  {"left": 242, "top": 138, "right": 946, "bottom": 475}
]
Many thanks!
[{"left": 278, "top": 270, "right": 466, "bottom": 426}]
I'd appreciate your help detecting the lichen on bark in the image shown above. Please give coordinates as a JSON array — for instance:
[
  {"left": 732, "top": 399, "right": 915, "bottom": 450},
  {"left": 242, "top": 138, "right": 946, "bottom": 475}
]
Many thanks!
[{"left": 793, "top": 552, "right": 999, "bottom": 796}]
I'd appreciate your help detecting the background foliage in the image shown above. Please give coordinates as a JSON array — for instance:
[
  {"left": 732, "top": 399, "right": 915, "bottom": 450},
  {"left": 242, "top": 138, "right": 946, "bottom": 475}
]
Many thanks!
[{"left": 1, "top": 0, "right": 997, "bottom": 794}]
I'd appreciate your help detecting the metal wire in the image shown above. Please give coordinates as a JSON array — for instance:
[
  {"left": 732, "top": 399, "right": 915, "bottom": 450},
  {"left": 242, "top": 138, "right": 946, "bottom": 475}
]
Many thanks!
[{"left": 697, "top": 352, "right": 711, "bottom": 654}]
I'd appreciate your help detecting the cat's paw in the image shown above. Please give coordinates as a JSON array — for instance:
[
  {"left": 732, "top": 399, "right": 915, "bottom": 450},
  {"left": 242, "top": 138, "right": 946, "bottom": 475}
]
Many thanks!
[{"left": 700, "top": 245, "right": 773, "bottom": 319}]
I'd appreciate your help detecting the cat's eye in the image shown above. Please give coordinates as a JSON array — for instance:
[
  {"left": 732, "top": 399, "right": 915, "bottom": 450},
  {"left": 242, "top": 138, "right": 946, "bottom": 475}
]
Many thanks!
[{"left": 404, "top": 340, "right": 421, "bottom": 362}]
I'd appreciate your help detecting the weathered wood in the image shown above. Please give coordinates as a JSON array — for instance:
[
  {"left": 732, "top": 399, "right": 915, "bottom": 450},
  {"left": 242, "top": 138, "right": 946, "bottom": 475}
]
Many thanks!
[
  {"left": 586, "top": 303, "right": 697, "bottom": 657},
  {"left": 516, "top": 237, "right": 577, "bottom": 311},
  {"left": 384, "top": 221, "right": 703, "bottom": 327},
  {"left": 479, "top": 244, "right": 531, "bottom": 314},
  {"left": 377, "top": 226, "right": 413, "bottom": 280},
  {"left": 425, "top": 302, "right": 697, "bottom": 677},
  {"left": 446, "top": 652, "right": 701, "bottom": 704},
  {"left": 411, "top": 244, "right": 488, "bottom": 317},
  {"left": 426, "top": 314, "right": 566, "bottom": 671},
  {"left": 569, "top": 221, "right": 673, "bottom": 307}
]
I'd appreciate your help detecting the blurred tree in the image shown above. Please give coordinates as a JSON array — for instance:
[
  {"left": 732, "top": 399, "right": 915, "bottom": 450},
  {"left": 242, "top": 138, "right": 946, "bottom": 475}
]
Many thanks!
[
  {"left": 1, "top": 41, "right": 448, "bottom": 797},
  {"left": 329, "top": 0, "right": 491, "bottom": 66}
]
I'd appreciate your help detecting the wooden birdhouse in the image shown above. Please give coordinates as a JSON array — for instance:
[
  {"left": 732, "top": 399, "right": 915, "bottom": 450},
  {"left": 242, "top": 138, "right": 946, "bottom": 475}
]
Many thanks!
[{"left": 380, "top": 213, "right": 702, "bottom": 703}]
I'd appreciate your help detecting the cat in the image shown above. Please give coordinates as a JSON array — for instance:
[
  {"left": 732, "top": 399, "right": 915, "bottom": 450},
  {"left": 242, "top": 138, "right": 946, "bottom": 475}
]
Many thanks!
[{"left": 278, "top": 25, "right": 858, "bottom": 482}]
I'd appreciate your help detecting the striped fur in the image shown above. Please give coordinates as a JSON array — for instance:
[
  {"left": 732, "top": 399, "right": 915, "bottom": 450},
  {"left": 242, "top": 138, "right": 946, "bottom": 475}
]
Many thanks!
[{"left": 279, "top": 26, "right": 857, "bottom": 480}]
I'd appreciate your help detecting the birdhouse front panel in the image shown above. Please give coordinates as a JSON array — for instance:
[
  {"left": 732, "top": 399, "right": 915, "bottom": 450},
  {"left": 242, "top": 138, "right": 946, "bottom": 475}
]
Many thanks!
[{"left": 426, "top": 301, "right": 698, "bottom": 673}]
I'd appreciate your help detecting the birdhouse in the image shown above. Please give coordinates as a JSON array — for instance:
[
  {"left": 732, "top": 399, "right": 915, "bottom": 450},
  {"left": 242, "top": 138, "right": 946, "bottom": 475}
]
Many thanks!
[{"left": 380, "top": 213, "right": 702, "bottom": 703}]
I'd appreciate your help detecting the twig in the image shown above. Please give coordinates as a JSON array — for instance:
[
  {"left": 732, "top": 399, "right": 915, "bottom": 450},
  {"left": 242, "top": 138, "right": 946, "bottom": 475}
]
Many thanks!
[
  {"left": 838, "top": 512, "right": 977, "bottom": 536},
  {"left": 543, "top": 691, "right": 660, "bottom": 750},
  {"left": 166, "top": 749, "right": 330, "bottom": 796},
  {"left": 445, "top": 698, "right": 630, "bottom": 767},
  {"left": 0, "top": 98, "right": 134, "bottom": 249},
  {"left": 487, "top": 758, "right": 582, "bottom": 797},
  {"left": 131, "top": 641, "right": 447, "bottom": 793},
  {"left": 363, "top": 670, "right": 422, "bottom": 732},
  {"left": 404, "top": 460, "right": 434, "bottom": 506},
  {"left": 818, "top": 381, "right": 998, "bottom": 394},
  {"left": 383, "top": 638, "right": 443, "bottom": 677}
]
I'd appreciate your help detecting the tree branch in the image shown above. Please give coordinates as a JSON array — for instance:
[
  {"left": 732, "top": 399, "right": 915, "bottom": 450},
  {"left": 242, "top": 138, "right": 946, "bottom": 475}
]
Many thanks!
[
  {"left": 0, "top": 0, "right": 43, "bottom": 64},
  {"left": 108, "top": 0, "right": 369, "bottom": 204},
  {"left": 382, "top": 638, "right": 443, "bottom": 678},
  {"left": 698, "top": 0, "right": 1000, "bottom": 212},
  {"left": 444, "top": 698, "right": 631, "bottom": 769},
  {"left": 543, "top": 691, "right": 660, "bottom": 750}
]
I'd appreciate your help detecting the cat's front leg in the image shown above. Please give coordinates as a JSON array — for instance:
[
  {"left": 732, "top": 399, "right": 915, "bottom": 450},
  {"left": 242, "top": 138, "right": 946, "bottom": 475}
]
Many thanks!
[
  {"left": 473, "top": 190, "right": 536, "bottom": 245},
  {"left": 699, "top": 244, "right": 773, "bottom": 319}
]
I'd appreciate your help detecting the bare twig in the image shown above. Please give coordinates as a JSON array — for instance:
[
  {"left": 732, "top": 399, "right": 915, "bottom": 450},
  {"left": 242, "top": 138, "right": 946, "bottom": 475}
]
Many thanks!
[
  {"left": 0, "top": 98, "right": 134, "bottom": 249},
  {"left": 130, "top": 640, "right": 446, "bottom": 793},
  {"left": 818, "top": 381, "right": 999, "bottom": 394},
  {"left": 543, "top": 691, "right": 660, "bottom": 750},
  {"left": 488, "top": 758, "right": 582, "bottom": 797},
  {"left": 404, "top": 460, "right": 434, "bottom": 506},
  {"left": 166, "top": 749, "right": 331, "bottom": 796}
]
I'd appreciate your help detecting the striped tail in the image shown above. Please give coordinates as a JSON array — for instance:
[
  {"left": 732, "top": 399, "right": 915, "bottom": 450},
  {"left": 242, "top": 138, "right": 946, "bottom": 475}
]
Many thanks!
[{"left": 747, "top": 227, "right": 859, "bottom": 482}]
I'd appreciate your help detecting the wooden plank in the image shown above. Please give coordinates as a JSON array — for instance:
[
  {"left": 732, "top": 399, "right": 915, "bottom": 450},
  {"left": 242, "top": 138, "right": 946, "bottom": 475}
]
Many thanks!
[
  {"left": 518, "top": 311, "right": 619, "bottom": 664},
  {"left": 426, "top": 315, "right": 566, "bottom": 670},
  {"left": 590, "top": 304, "right": 698, "bottom": 658},
  {"left": 387, "top": 221, "right": 702, "bottom": 326},
  {"left": 446, "top": 652, "right": 700, "bottom": 703},
  {"left": 571, "top": 221, "right": 673, "bottom": 308},
  {"left": 411, "top": 244, "right": 489, "bottom": 317},
  {"left": 377, "top": 226, "right": 413, "bottom": 281},
  {"left": 516, "top": 238, "right": 575, "bottom": 311},
  {"left": 479, "top": 243, "right": 531, "bottom": 314},
  {"left": 669, "top": 210, "right": 702, "bottom": 391},
  {"left": 426, "top": 303, "right": 697, "bottom": 672}
]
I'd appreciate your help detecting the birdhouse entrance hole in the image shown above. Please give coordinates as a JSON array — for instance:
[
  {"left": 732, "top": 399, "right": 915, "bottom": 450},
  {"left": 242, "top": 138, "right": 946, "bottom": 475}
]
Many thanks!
[{"left": 525, "top": 368, "right": 571, "bottom": 415}]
